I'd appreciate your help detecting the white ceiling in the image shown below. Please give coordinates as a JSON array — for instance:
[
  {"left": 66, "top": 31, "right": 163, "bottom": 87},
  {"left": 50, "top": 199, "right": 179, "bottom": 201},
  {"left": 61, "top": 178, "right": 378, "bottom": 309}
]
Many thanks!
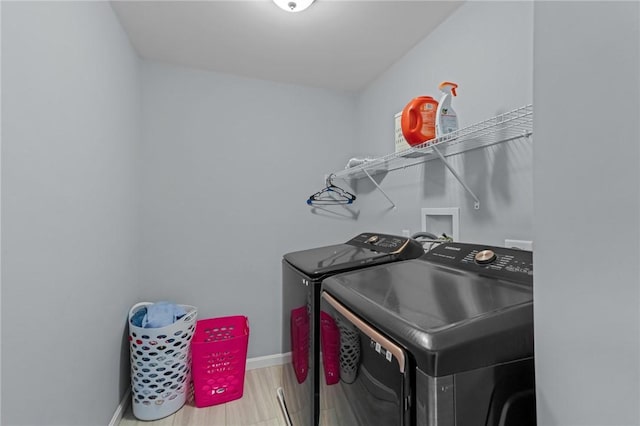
[{"left": 110, "top": 0, "right": 463, "bottom": 92}]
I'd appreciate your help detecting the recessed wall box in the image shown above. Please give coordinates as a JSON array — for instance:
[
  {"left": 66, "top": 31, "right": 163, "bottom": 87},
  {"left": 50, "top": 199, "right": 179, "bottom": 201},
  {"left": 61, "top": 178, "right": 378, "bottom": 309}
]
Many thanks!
[{"left": 421, "top": 207, "right": 460, "bottom": 241}]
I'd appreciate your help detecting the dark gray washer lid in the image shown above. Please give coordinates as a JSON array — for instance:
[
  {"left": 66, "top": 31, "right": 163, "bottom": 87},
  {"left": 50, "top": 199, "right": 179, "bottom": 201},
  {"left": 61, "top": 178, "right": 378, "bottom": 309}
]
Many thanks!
[{"left": 322, "top": 258, "right": 534, "bottom": 376}]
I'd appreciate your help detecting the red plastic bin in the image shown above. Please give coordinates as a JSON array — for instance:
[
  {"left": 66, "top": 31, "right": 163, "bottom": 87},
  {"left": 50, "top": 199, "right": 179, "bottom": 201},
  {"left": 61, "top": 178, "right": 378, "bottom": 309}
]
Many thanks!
[{"left": 191, "top": 315, "right": 250, "bottom": 408}]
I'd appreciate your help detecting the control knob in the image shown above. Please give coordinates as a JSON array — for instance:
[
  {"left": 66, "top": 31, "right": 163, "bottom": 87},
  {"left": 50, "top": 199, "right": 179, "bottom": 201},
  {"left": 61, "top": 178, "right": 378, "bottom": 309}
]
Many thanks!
[
  {"left": 366, "top": 235, "right": 379, "bottom": 244},
  {"left": 475, "top": 249, "right": 497, "bottom": 265}
]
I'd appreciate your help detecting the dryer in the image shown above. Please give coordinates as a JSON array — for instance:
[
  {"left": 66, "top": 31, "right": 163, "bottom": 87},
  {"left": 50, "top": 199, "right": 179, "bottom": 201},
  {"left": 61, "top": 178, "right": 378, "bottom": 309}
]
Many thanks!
[
  {"left": 278, "top": 233, "right": 424, "bottom": 426},
  {"left": 320, "top": 242, "right": 535, "bottom": 426}
]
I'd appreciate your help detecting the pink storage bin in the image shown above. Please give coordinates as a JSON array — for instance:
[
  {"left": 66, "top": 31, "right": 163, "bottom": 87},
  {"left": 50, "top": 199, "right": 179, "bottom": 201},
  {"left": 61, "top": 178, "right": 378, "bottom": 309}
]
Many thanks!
[{"left": 191, "top": 315, "right": 249, "bottom": 408}]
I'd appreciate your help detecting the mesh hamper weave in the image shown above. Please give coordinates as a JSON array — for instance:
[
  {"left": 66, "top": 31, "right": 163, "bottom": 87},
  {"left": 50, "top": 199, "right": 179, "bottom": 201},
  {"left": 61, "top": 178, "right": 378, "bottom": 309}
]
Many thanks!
[
  {"left": 191, "top": 315, "right": 250, "bottom": 408},
  {"left": 128, "top": 302, "right": 197, "bottom": 421},
  {"left": 336, "top": 313, "right": 361, "bottom": 384}
]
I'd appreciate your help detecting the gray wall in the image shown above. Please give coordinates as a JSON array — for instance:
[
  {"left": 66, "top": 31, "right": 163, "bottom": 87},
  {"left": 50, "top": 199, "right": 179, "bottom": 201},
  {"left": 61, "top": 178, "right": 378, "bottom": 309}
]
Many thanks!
[
  {"left": 139, "top": 62, "right": 358, "bottom": 358},
  {"left": 533, "top": 2, "right": 640, "bottom": 425},
  {"left": 1, "top": 2, "right": 141, "bottom": 425},
  {"left": 352, "top": 1, "right": 534, "bottom": 246}
]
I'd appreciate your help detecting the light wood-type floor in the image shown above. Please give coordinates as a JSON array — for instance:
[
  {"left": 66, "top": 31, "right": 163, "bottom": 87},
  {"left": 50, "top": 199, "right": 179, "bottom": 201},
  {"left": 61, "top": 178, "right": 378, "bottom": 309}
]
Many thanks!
[{"left": 120, "top": 365, "right": 286, "bottom": 426}]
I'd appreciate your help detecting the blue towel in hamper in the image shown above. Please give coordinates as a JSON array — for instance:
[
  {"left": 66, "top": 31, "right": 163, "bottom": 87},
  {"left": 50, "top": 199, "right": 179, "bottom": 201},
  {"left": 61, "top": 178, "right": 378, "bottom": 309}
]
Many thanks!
[{"left": 130, "top": 301, "right": 187, "bottom": 328}]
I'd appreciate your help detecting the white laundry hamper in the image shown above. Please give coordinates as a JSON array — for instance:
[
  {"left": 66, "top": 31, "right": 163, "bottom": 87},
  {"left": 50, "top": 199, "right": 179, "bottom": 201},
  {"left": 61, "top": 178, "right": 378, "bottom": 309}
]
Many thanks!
[{"left": 128, "top": 302, "right": 197, "bottom": 421}]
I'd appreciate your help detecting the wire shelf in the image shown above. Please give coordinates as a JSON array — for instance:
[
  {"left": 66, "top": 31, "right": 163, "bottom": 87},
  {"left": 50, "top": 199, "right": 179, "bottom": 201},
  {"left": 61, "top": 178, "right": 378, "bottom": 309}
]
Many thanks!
[{"left": 333, "top": 104, "right": 533, "bottom": 181}]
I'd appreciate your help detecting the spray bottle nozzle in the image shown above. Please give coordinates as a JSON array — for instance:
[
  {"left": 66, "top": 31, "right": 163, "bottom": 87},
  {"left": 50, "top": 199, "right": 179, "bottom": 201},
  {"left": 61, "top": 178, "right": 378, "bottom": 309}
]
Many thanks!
[{"left": 438, "top": 81, "right": 459, "bottom": 96}]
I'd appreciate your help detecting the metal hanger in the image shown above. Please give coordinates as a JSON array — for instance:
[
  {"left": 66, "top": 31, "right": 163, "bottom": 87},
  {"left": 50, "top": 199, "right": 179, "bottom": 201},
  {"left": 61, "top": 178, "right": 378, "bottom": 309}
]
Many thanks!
[{"left": 307, "top": 174, "right": 356, "bottom": 206}]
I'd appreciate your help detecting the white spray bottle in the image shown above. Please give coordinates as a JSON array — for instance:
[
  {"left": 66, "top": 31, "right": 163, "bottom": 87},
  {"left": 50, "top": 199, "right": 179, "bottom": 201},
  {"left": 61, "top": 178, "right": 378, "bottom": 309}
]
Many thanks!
[{"left": 435, "top": 81, "right": 459, "bottom": 137}]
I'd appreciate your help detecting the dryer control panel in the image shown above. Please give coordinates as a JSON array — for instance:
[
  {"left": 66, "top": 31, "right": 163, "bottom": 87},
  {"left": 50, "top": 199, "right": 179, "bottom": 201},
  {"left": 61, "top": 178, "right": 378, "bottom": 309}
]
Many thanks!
[{"left": 423, "top": 242, "right": 533, "bottom": 284}]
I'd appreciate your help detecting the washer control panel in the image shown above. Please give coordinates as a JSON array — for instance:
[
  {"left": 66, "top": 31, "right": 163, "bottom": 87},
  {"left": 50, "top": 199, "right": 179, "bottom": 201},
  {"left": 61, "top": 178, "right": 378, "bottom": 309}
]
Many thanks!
[{"left": 424, "top": 242, "right": 533, "bottom": 284}]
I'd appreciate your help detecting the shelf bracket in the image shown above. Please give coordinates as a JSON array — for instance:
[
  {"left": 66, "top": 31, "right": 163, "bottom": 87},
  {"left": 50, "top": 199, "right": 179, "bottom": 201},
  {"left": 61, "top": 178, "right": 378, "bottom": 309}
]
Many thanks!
[
  {"left": 362, "top": 168, "right": 396, "bottom": 209},
  {"left": 432, "top": 145, "right": 481, "bottom": 209}
]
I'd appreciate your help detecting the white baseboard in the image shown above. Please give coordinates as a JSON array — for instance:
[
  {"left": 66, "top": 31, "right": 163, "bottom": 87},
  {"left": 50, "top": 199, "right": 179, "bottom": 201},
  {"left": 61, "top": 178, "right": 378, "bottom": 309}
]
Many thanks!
[
  {"left": 108, "top": 388, "right": 130, "bottom": 426},
  {"left": 111, "top": 353, "right": 291, "bottom": 423},
  {"left": 246, "top": 352, "right": 291, "bottom": 370}
]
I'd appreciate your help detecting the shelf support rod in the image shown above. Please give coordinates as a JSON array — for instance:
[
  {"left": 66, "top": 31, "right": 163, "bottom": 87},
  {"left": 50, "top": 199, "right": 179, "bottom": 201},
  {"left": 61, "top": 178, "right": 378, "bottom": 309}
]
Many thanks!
[
  {"left": 432, "top": 145, "right": 481, "bottom": 209},
  {"left": 362, "top": 168, "right": 396, "bottom": 209}
]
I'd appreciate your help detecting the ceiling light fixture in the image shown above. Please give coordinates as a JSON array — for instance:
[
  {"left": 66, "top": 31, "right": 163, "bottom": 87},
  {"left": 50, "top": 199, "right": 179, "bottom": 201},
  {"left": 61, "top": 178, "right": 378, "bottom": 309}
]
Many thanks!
[{"left": 273, "top": 0, "right": 315, "bottom": 13}]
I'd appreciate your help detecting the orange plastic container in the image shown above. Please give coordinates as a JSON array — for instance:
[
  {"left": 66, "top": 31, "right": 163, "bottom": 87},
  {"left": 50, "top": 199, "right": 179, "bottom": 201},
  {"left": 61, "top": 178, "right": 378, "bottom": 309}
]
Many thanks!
[{"left": 401, "top": 96, "right": 439, "bottom": 146}]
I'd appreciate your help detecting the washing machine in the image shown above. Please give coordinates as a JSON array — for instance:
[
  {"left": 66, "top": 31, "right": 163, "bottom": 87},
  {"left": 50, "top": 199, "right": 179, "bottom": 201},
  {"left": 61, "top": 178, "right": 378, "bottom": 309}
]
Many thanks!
[
  {"left": 278, "top": 233, "right": 425, "bottom": 426},
  {"left": 319, "top": 242, "right": 536, "bottom": 426}
]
